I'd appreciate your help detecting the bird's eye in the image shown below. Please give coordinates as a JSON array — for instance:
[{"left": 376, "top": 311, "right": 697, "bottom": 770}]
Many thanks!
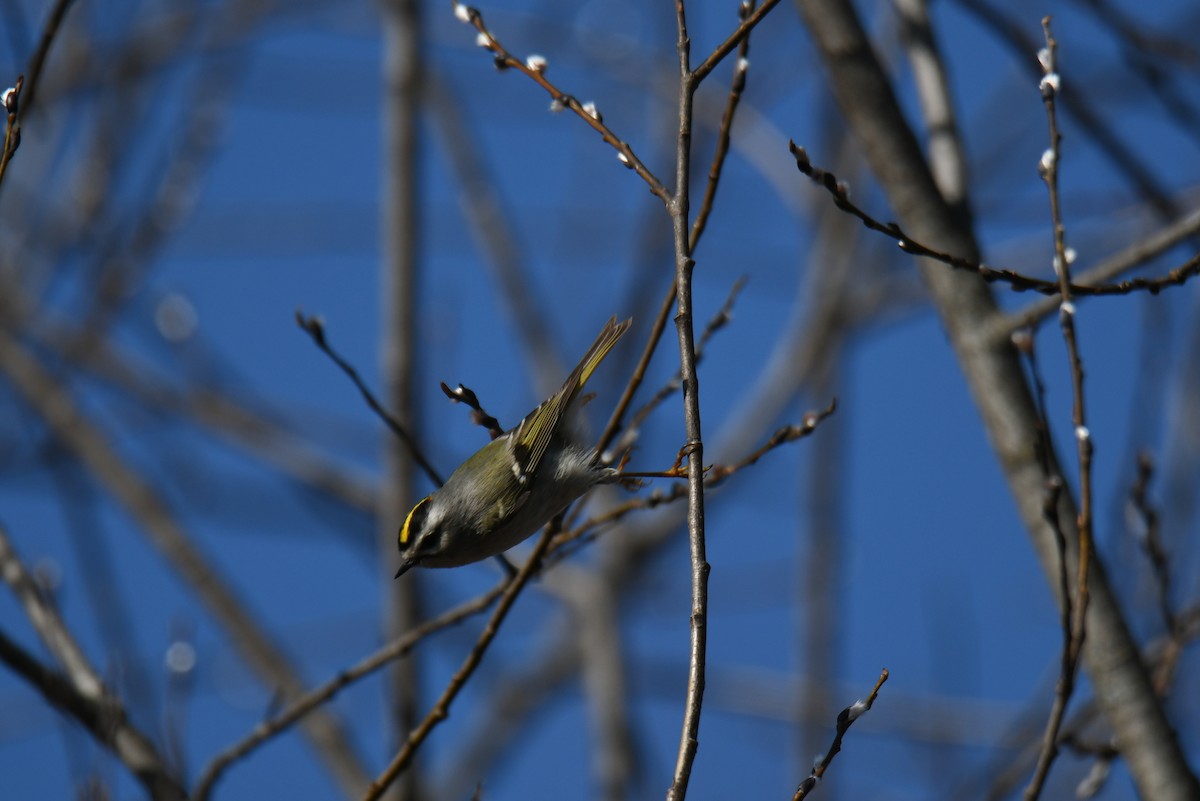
[{"left": 398, "top": 496, "right": 431, "bottom": 551}]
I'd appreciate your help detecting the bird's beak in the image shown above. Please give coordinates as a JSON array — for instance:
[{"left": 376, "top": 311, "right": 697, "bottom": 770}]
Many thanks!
[{"left": 394, "top": 558, "right": 417, "bottom": 579}]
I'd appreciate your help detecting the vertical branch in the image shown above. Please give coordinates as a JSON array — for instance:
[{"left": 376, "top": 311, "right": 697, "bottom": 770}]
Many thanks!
[
  {"left": 1035, "top": 21, "right": 1093, "bottom": 668},
  {"left": 665, "top": 3, "right": 709, "bottom": 800},
  {"left": 1024, "top": 26, "right": 1096, "bottom": 798},
  {"left": 381, "top": 0, "right": 426, "bottom": 798},
  {"left": 894, "top": 0, "right": 970, "bottom": 213}
]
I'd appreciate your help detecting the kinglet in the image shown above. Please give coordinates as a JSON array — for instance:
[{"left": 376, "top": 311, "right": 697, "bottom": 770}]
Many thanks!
[{"left": 396, "top": 316, "right": 632, "bottom": 577}]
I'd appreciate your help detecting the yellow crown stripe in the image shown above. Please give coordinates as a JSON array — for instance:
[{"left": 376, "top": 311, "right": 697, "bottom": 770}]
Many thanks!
[{"left": 399, "top": 496, "right": 431, "bottom": 545}]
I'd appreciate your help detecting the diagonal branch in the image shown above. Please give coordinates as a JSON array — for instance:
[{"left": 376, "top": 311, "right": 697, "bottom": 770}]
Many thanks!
[
  {"left": 0, "top": 327, "right": 374, "bottom": 797},
  {"left": 0, "top": 525, "right": 185, "bottom": 801}
]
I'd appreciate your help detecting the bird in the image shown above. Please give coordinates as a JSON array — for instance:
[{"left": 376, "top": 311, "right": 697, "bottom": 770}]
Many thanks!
[{"left": 395, "top": 316, "right": 632, "bottom": 577}]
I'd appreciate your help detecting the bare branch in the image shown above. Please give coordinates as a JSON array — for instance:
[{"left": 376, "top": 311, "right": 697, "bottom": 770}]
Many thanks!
[
  {"left": 792, "top": 669, "right": 889, "bottom": 800},
  {"left": 0, "top": 327, "right": 373, "bottom": 796},
  {"left": 793, "top": 0, "right": 1200, "bottom": 795},
  {"left": 362, "top": 525, "right": 557, "bottom": 800},
  {"left": 0, "top": 528, "right": 185, "bottom": 801},
  {"left": 297, "top": 311, "right": 444, "bottom": 487},
  {"left": 449, "top": 2, "right": 670, "bottom": 202},
  {"left": 1022, "top": 26, "right": 1095, "bottom": 798},
  {"left": 689, "top": 2, "right": 755, "bottom": 252},
  {"left": 193, "top": 580, "right": 506, "bottom": 801},
  {"left": 664, "top": 2, "right": 709, "bottom": 796},
  {"left": 789, "top": 142, "right": 1200, "bottom": 300}
]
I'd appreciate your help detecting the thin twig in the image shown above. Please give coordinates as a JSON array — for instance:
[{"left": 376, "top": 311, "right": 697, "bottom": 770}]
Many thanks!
[
  {"left": 16, "top": 0, "right": 74, "bottom": 118},
  {"left": 1023, "top": 22, "right": 1093, "bottom": 800},
  {"left": 0, "top": 0, "right": 76, "bottom": 190},
  {"left": 623, "top": 277, "right": 747, "bottom": 444},
  {"left": 1129, "top": 454, "right": 1176, "bottom": 638},
  {"left": 192, "top": 580, "right": 506, "bottom": 801},
  {"left": 1128, "top": 453, "right": 1184, "bottom": 694},
  {"left": 792, "top": 669, "right": 889, "bottom": 800},
  {"left": 553, "top": 401, "right": 838, "bottom": 564},
  {"left": 449, "top": 2, "right": 670, "bottom": 202},
  {"left": 689, "top": 1, "right": 755, "bottom": 252},
  {"left": 789, "top": 141, "right": 1200, "bottom": 300},
  {"left": 705, "top": 398, "right": 837, "bottom": 482},
  {"left": 953, "top": 0, "right": 1183, "bottom": 224},
  {"left": 988, "top": 206, "right": 1200, "bottom": 342},
  {"left": 440, "top": 381, "right": 504, "bottom": 439},
  {"left": 297, "top": 311, "right": 444, "bottom": 487},
  {"left": 690, "top": 0, "right": 783, "bottom": 84},
  {"left": 361, "top": 525, "right": 557, "bottom": 800},
  {"left": 0, "top": 75, "right": 23, "bottom": 187}
]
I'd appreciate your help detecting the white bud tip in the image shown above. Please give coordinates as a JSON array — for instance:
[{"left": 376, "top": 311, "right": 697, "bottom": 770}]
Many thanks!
[
  {"left": 1039, "top": 148, "right": 1055, "bottom": 173},
  {"left": 1037, "top": 47, "right": 1052, "bottom": 72},
  {"left": 846, "top": 699, "right": 869, "bottom": 721},
  {"left": 617, "top": 151, "right": 630, "bottom": 165},
  {"left": 453, "top": 386, "right": 466, "bottom": 397},
  {"left": 1061, "top": 300, "right": 1076, "bottom": 316},
  {"left": 736, "top": 57, "right": 750, "bottom": 74},
  {"left": 1075, "top": 425, "right": 1090, "bottom": 441},
  {"left": 1040, "top": 73, "right": 1060, "bottom": 93},
  {"left": 896, "top": 239, "right": 907, "bottom": 249},
  {"left": 1064, "top": 247, "right": 1076, "bottom": 264},
  {"left": 475, "top": 32, "right": 491, "bottom": 49},
  {"left": 1, "top": 87, "right": 14, "bottom": 109},
  {"left": 549, "top": 98, "right": 564, "bottom": 113},
  {"left": 526, "top": 54, "right": 547, "bottom": 72},
  {"left": 582, "top": 101, "right": 600, "bottom": 120},
  {"left": 453, "top": 3, "right": 471, "bottom": 22}
]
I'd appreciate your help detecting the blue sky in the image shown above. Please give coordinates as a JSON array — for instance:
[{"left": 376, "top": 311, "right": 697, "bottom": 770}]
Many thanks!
[{"left": 1, "top": 0, "right": 1198, "bottom": 799}]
